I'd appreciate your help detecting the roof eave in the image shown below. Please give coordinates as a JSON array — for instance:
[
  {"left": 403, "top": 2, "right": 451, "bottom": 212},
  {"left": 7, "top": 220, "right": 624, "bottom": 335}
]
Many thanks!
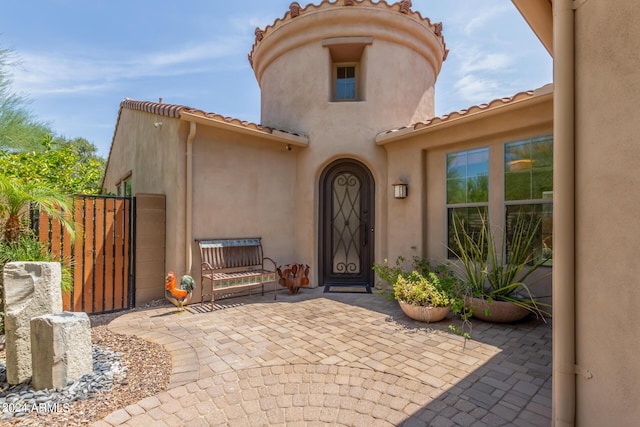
[
  {"left": 179, "top": 111, "right": 309, "bottom": 147},
  {"left": 511, "top": 0, "right": 554, "bottom": 57},
  {"left": 376, "top": 84, "right": 553, "bottom": 146}
]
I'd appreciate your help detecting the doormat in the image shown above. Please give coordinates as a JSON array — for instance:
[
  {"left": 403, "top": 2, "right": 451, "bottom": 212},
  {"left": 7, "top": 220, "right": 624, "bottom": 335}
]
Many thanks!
[{"left": 323, "top": 283, "right": 372, "bottom": 293}]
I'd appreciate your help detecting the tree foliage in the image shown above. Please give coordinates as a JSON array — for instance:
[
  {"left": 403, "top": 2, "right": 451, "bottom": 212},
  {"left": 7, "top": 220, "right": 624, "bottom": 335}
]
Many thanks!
[
  {"left": 0, "top": 47, "right": 53, "bottom": 151},
  {"left": 0, "top": 135, "right": 105, "bottom": 194},
  {"left": 0, "top": 46, "right": 105, "bottom": 193},
  {"left": 0, "top": 173, "right": 74, "bottom": 242}
]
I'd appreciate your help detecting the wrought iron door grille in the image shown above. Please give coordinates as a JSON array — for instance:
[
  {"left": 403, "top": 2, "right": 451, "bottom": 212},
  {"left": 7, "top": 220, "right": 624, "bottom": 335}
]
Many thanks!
[{"left": 331, "top": 172, "right": 361, "bottom": 274}]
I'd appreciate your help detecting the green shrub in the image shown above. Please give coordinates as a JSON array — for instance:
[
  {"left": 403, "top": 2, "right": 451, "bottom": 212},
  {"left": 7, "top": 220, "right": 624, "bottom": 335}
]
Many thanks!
[{"left": 393, "top": 271, "right": 451, "bottom": 307}]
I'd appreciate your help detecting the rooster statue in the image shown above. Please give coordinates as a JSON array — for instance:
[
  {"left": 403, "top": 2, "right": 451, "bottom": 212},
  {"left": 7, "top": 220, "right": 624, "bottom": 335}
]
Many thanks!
[{"left": 165, "top": 272, "right": 196, "bottom": 312}]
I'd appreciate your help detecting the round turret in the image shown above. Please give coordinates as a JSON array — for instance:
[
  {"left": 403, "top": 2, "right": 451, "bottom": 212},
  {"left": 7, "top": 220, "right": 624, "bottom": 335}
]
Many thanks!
[{"left": 249, "top": 0, "right": 448, "bottom": 134}]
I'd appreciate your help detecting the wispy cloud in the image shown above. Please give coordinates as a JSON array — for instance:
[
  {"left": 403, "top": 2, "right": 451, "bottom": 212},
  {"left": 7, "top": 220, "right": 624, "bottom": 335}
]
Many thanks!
[
  {"left": 453, "top": 74, "right": 504, "bottom": 105},
  {"left": 10, "top": 36, "right": 245, "bottom": 96},
  {"left": 459, "top": 51, "right": 512, "bottom": 75},
  {"left": 448, "top": 43, "right": 516, "bottom": 107},
  {"left": 463, "top": 4, "right": 511, "bottom": 35},
  {"left": 229, "top": 15, "right": 265, "bottom": 33}
]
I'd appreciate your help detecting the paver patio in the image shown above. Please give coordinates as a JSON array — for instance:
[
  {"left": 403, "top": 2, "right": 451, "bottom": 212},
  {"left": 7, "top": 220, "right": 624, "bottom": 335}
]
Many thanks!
[{"left": 92, "top": 287, "right": 551, "bottom": 426}]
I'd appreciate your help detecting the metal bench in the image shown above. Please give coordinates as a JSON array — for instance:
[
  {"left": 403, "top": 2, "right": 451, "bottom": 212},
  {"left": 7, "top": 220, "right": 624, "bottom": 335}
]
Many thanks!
[{"left": 196, "top": 238, "right": 277, "bottom": 310}]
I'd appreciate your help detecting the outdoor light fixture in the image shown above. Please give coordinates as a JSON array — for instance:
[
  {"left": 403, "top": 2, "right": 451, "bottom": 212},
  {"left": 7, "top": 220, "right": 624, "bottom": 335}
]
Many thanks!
[{"left": 392, "top": 181, "right": 408, "bottom": 199}]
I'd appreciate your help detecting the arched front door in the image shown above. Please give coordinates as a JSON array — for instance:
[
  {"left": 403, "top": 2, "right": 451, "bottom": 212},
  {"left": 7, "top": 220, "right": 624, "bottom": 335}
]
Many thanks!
[{"left": 319, "top": 159, "right": 375, "bottom": 291}]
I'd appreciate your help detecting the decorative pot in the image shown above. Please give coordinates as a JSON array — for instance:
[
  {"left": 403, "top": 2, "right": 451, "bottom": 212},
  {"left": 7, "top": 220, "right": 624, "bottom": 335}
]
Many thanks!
[
  {"left": 277, "top": 263, "right": 310, "bottom": 294},
  {"left": 398, "top": 301, "right": 450, "bottom": 323},
  {"left": 466, "top": 297, "right": 530, "bottom": 323}
]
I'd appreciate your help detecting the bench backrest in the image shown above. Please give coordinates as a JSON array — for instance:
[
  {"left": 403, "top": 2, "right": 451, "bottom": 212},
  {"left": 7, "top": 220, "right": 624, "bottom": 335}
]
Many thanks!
[{"left": 197, "top": 238, "right": 264, "bottom": 270}]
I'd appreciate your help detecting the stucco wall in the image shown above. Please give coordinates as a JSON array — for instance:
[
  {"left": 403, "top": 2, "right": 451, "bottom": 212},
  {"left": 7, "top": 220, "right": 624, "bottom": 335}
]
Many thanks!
[
  {"left": 135, "top": 194, "right": 166, "bottom": 304},
  {"left": 190, "top": 125, "right": 298, "bottom": 296},
  {"left": 383, "top": 93, "right": 553, "bottom": 305},
  {"left": 260, "top": 38, "right": 436, "bottom": 135},
  {"left": 574, "top": 1, "right": 640, "bottom": 424},
  {"left": 102, "top": 108, "right": 186, "bottom": 284},
  {"left": 258, "top": 16, "right": 439, "bottom": 134},
  {"left": 252, "top": 4, "right": 444, "bottom": 288}
]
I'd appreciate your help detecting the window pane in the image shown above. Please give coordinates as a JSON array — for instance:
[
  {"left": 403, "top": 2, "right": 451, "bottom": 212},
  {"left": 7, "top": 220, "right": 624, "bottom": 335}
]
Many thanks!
[
  {"left": 447, "top": 178, "right": 466, "bottom": 204},
  {"left": 448, "top": 207, "right": 488, "bottom": 259},
  {"left": 345, "top": 66, "right": 355, "bottom": 79},
  {"left": 505, "top": 140, "right": 530, "bottom": 169},
  {"left": 505, "top": 136, "right": 552, "bottom": 201},
  {"left": 506, "top": 204, "right": 553, "bottom": 266},
  {"left": 124, "top": 180, "right": 132, "bottom": 197},
  {"left": 446, "top": 148, "right": 488, "bottom": 204},
  {"left": 467, "top": 148, "right": 489, "bottom": 177},
  {"left": 467, "top": 175, "right": 488, "bottom": 203},
  {"left": 531, "top": 136, "right": 553, "bottom": 168},
  {"left": 336, "top": 79, "right": 356, "bottom": 99},
  {"left": 532, "top": 168, "right": 553, "bottom": 199},
  {"left": 336, "top": 66, "right": 356, "bottom": 100},
  {"left": 446, "top": 152, "right": 466, "bottom": 180},
  {"left": 505, "top": 170, "right": 531, "bottom": 200}
]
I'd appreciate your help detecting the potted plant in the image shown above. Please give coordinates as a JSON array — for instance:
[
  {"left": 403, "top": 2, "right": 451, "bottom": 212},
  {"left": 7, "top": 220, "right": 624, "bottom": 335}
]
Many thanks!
[
  {"left": 373, "top": 256, "right": 459, "bottom": 323},
  {"left": 449, "top": 210, "right": 550, "bottom": 323},
  {"left": 393, "top": 270, "right": 452, "bottom": 322}
]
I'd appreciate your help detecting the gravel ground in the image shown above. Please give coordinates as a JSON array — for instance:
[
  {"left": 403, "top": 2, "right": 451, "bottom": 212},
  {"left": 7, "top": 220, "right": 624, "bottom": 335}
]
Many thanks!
[{"left": 0, "top": 301, "right": 172, "bottom": 426}]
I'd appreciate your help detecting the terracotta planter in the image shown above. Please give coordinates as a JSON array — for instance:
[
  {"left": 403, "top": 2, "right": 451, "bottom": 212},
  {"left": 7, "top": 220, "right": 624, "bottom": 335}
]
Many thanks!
[
  {"left": 466, "top": 297, "right": 530, "bottom": 323},
  {"left": 398, "top": 300, "right": 450, "bottom": 323}
]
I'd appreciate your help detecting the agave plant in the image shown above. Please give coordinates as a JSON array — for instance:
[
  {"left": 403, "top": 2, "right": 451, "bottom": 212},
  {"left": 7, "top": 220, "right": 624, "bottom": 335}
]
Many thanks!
[{"left": 449, "top": 210, "right": 550, "bottom": 319}]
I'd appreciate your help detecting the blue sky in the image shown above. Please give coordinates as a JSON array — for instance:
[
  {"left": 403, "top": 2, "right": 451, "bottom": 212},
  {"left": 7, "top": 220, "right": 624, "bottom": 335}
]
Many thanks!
[{"left": 0, "top": 0, "right": 551, "bottom": 157}]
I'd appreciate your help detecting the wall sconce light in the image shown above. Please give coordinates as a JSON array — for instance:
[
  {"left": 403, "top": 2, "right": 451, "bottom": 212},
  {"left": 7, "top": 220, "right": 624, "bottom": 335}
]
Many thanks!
[{"left": 392, "top": 181, "right": 408, "bottom": 199}]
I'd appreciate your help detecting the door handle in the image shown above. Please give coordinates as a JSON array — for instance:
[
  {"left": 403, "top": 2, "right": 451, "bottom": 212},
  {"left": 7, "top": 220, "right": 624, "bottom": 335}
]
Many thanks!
[{"left": 362, "top": 222, "right": 367, "bottom": 247}]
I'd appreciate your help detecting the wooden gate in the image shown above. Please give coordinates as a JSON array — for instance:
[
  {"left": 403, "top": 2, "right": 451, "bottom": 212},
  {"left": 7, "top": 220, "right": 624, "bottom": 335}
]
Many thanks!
[{"left": 33, "top": 195, "right": 134, "bottom": 314}]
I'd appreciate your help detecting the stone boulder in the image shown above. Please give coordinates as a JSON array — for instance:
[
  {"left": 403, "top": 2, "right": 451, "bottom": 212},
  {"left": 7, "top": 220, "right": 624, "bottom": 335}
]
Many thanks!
[
  {"left": 2, "top": 262, "right": 63, "bottom": 384},
  {"left": 31, "top": 312, "right": 92, "bottom": 390}
]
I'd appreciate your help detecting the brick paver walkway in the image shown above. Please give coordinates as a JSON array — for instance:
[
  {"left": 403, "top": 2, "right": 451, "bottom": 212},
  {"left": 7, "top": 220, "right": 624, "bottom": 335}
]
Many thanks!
[{"left": 92, "top": 288, "right": 551, "bottom": 426}]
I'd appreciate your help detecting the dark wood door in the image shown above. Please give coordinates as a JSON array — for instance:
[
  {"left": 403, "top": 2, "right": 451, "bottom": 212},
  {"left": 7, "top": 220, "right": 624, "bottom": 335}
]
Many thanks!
[{"left": 319, "top": 159, "right": 375, "bottom": 288}]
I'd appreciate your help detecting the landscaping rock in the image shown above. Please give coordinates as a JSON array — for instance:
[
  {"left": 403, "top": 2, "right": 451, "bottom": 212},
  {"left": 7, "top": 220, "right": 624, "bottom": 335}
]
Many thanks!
[
  {"left": 2, "top": 262, "right": 63, "bottom": 384},
  {"left": 31, "top": 312, "right": 92, "bottom": 390}
]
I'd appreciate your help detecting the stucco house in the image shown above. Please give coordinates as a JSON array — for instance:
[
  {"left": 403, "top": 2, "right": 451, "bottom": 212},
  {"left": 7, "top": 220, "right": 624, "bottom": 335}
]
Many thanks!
[
  {"left": 104, "top": 0, "right": 553, "bottom": 305},
  {"left": 101, "top": 1, "right": 640, "bottom": 425}
]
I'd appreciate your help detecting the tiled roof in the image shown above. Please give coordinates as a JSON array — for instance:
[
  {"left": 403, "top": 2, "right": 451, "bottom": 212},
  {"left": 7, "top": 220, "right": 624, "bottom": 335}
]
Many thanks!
[
  {"left": 117, "top": 99, "right": 305, "bottom": 141},
  {"left": 249, "top": 0, "right": 448, "bottom": 67},
  {"left": 120, "top": 99, "right": 183, "bottom": 118},
  {"left": 180, "top": 108, "right": 274, "bottom": 134},
  {"left": 376, "top": 84, "right": 553, "bottom": 144},
  {"left": 103, "top": 99, "right": 308, "bottom": 186}
]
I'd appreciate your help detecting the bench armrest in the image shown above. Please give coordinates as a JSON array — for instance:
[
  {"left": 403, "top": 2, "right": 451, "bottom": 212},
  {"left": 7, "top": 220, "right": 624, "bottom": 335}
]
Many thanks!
[
  {"left": 263, "top": 257, "right": 277, "bottom": 271},
  {"left": 201, "top": 261, "right": 214, "bottom": 271}
]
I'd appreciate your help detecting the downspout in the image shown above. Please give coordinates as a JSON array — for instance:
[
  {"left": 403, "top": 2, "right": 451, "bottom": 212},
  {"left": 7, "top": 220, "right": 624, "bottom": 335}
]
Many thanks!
[
  {"left": 553, "top": 0, "right": 575, "bottom": 426},
  {"left": 185, "top": 121, "right": 196, "bottom": 275}
]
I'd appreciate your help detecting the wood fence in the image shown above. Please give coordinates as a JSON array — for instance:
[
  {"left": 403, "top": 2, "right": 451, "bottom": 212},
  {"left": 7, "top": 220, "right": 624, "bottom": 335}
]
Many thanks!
[{"left": 33, "top": 195, "right": 134, "bottom": 314}]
